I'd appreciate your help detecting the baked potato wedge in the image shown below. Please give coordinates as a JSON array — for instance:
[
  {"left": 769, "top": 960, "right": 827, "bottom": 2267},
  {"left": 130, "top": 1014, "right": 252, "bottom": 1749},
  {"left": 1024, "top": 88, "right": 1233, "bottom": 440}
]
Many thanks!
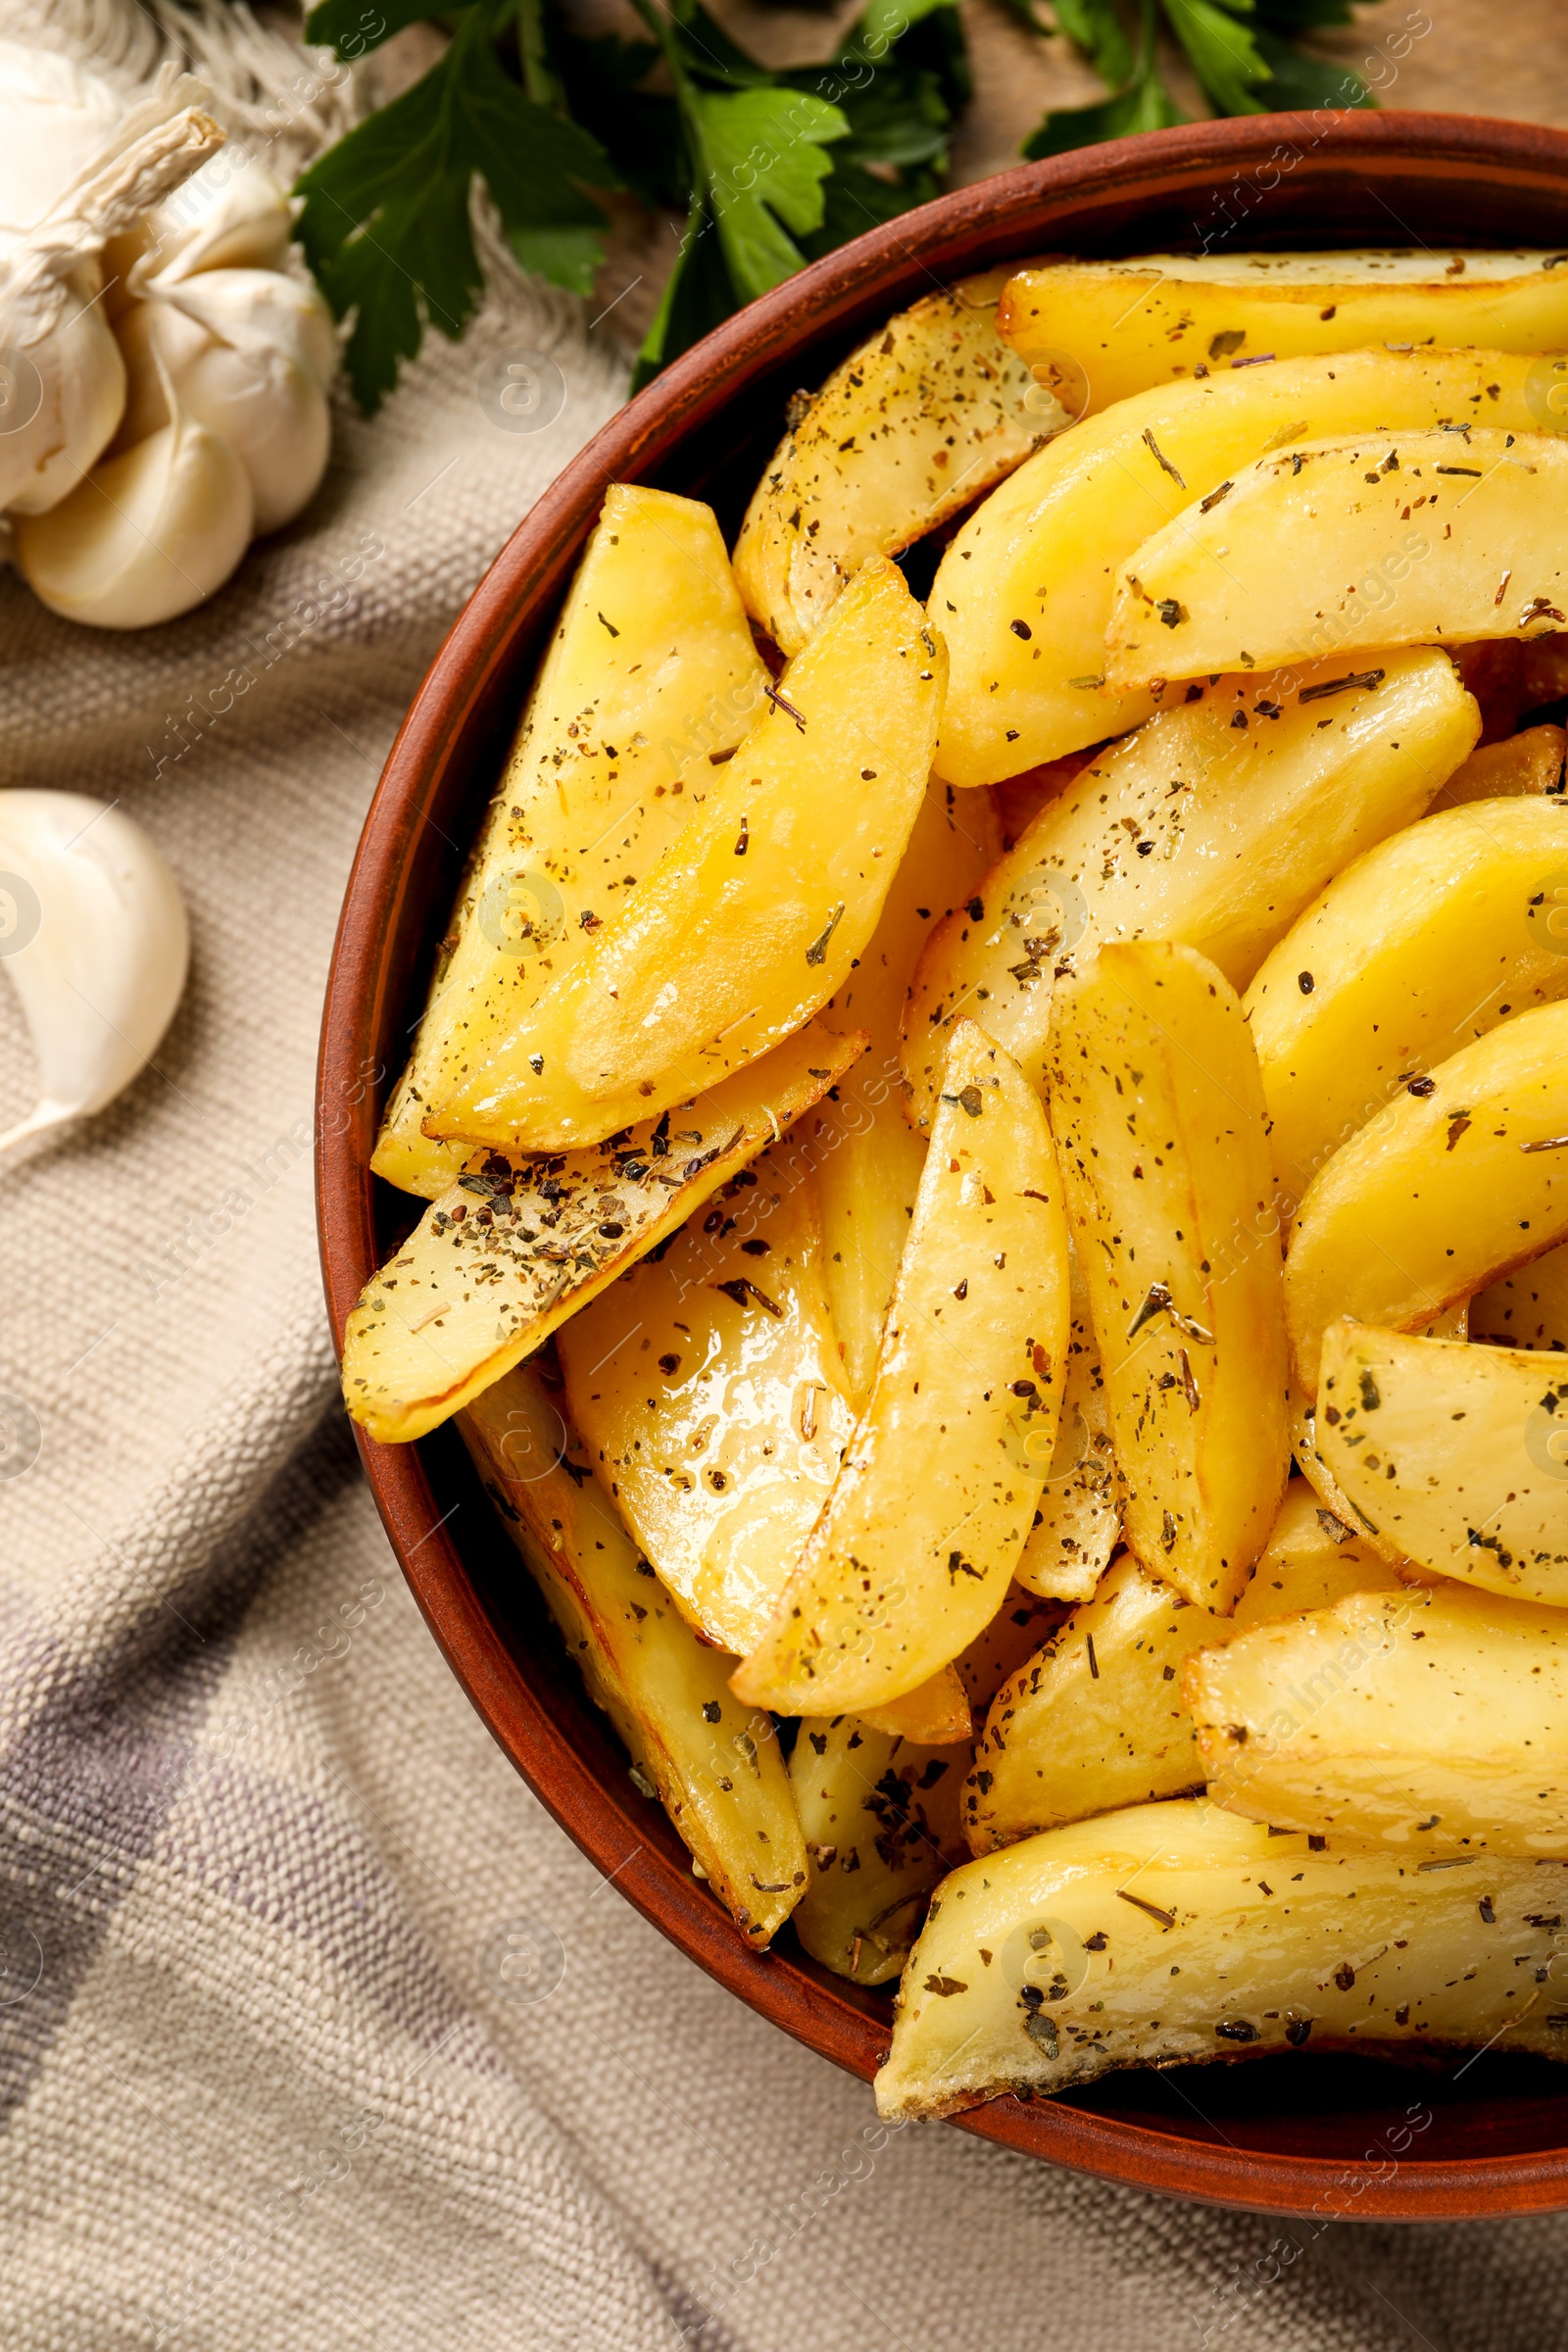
[
  {"left": 462, "top": 1362, "right": 806, "bottom": 1945},
  {"left": 817, "top": 778, "right": 1002, "bottom": 1400},
  {"left": 1232, "top": 1477, "right": 1405, "bottom": 1630},
  {"left": 1431, "top": 723, "right": 1566, "bottom": 811},
  {"left": 374, "top": 484, "right": 767, "bottom": 1198},
  {"left": 731, "top": 1021, "right": 1070, "bottom": 1717},
  {"left": 875, "top": 1798, "right": 1568, "bottom": 2117},
  {"left": 734, "top": 268, "right": 1053, "bottom": 658},
  {"left": 999, "top": 250, "right": 1568, "bottom": 410},
  {"left": 1188, "top": 1580, "right": 1568, "bottom": 1860},
  {"left": 1316, "top": 1319, "right": 1568, "bottom": 1606},
  {"left": 1047, "top": 941, "right": 1290, "bottom": 1611},
  {"left": 963, "top": 1554, "right": 1227, "bottom": 1853},
  {"left": 1248, "top": 797, "right": 1568, "bottom": 1213},
  {"left": 955, "top": 1585, "right": 1068, "bottom": 1713},
  {"left": 557, "top": 1152, "right": 858, "bottom": 1655},
  {"left": 1283, "top": 1001, "right": 1568, "bottom": 1396},
  {"left": 1473, "top": 1239, "right": 1568, "bottom": 1350},
  {"left": 1106, "top": 428, "right": 1568, "bottom": 689},
  {"left": 424, "top": 558, "right": 944, "bottom": 1152},
  {"left": 1011, "top": 1245, "right": 1120, "bottom": 1604},
  {"left": 789, "top": 1716, "right": 968, "bottom": 1985},
  {"left": 930, "top": 346, "right": 1546, "bottom": 785},
  {"left": 903, "top": 649, "right": 1476, "bottom": 1122},
  {"left": 341, "top": 1024, "right": 863, "bottom": 1445},
  {"left": 859, "top": 1670, "right": 974, "bottom": 1746}
]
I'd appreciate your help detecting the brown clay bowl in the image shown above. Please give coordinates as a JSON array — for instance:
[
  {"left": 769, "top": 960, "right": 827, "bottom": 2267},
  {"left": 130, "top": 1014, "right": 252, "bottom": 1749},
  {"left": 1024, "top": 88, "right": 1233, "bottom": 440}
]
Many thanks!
[{"left": 318, "top": 109, "right": 1568, "bottom": 2217}]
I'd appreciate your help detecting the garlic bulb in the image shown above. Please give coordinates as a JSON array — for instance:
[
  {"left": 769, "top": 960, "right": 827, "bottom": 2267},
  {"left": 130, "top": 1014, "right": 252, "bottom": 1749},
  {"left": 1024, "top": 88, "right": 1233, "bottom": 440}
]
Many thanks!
[
  {"left": 0, "top": 790, "right": 188, "bottom": 1172},
  {"left": 115, "top": 263, "right": 333, "bottom": 532},
  {"left": 0, "top": 49, "right": 338, "bottom": 628},
  {"left": 14, "top": 371, "right": 254, "bottom": 629},
  {"left": 0, "top": 70, "right": 224, "bottom": 520}
]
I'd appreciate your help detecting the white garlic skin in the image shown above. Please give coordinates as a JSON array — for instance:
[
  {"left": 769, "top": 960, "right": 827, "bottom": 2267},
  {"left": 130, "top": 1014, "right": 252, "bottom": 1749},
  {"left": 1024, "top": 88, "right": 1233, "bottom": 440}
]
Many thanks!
[
  {"left": 0, "top": 266, "right": 127, "bottom": 514},
  {"left": 13, "top": 395, "right": 254, "bottom": 628},
  {"left": 0, "top": 40, "right": 123, "bottom": 236},
  {"left": 116, "top": 277, "right": 330, "bottom": 534},
  {"left": 0, "top": 789, "right": 188, "bottom": 1170}
]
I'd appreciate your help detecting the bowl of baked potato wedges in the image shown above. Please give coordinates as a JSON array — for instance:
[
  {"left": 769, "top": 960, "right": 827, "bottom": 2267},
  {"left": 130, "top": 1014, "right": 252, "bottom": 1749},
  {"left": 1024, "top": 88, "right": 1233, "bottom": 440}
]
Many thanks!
[{"left": 318, "top": 107, "right": 1568, "bottom": 2216}]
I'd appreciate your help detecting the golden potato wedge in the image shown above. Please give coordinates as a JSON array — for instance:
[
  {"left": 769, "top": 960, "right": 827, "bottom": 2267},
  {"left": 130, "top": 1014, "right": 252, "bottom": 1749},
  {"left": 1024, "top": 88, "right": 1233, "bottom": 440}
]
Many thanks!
[
  {"left": 991, "top": 750, "right": 1094, "bottom": 850},
  {"left": 1047, "top": 941, "right": 1290, "bottom": 1611},
  {"left": 999, "top": 251, "right": 1568, "bottom": 410},
  {"left": 859, "top": 1670, "right": 973, "bottom": 1746},
  {"left": 817, "top": 779, "right": 1002, "bottom": 1400},
  {"left": 1474, "top": 1239, "right": 1568, "bottom": 1350},
  {"left": 1288, "top": 1374, "right": 1393, "bottom": 1555},
  {"left": 904, "top": 650, "right": 1476, "bottom": 1122},
  {"left": 1106, "top": 429, "right": 1568, "bottom": 689},
  {"left": 1189, "top": 1580, "right": 1568, "bottom": 1860},
  {"left": 1232, "top": 1477, "right": 1406, "bottom": 1630},
  {"left": 374, "top": 484, "right": 767, "bottom": 1198},
  {"left": 425, "top": 559, "right": 944, "bottom": 1153},
  {"left": 955, "top": 1584, "right": 1067, "bottom": 1713},
  {"left": 1285, "top": 1309, "right": 1465, "bottom": 1558},
  {"left": 964, "top": 1554, "right": 1226, "bottom": 1853},
  {"left": 1317, "top": 1320, "right": 1568, "bottom": 1606},
  {"left": 732, "top": 1021, "right": 1070, "bottom": 1717},
  {"left": 930, "top": 346, "right": 1546, "bottom": 785},
  {"left": 462, "top": 1362, "right": 806, "bottom": 1945},
  {"left": 341, "top": 1024, "right": 863, "bottom": 1445},
  {"left": 1011, "top": 1245, "right": 1120, "bottom": 1604},
  {"left": 557, "top": 1152, "right": 858, "bottom": 1655},
  {"left": 874, "top": 1798, "right": 1568, "bottom": 2117},
  {"left": 1284, "top": 1002, "right": 1568, "bottom": 1396},
  {"left": 789, "top": 1716, "right": 968, "bottom": 1985},
  {"left": 1431, "top": 723, "right": 1566, "bottom": 812},
  {"left": 734, "top": 268, "right": 1053, "bottom": 658},
  {"left": 1248, "top": 798, "right": 1568, "bottom": 1212}
]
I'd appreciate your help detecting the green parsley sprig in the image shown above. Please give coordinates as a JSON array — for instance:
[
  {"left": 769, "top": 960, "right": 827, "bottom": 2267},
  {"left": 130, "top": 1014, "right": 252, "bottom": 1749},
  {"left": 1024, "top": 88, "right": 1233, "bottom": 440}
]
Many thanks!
[
  {"left": 299, "top": 0, "right": 968, "bottom": 410},
  {"left": 1021, "top": 0, "right": 1374, "bottom": 158}
]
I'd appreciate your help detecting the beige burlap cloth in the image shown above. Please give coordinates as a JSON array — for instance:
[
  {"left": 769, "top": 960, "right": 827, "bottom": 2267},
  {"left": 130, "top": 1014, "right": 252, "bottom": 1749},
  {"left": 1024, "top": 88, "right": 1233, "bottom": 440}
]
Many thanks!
[{"left": 2, "top": 6, "right": 1566, "bottom": 2346}]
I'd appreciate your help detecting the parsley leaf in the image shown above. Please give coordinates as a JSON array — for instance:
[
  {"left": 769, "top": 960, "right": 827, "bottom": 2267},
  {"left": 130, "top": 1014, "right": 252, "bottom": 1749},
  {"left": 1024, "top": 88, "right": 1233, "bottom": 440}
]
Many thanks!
[
  {"left": 298, "top": 5, "right": 617, "bottom": 410},
  {"left": 1165, "top": 0, "right": 1272, "bottom": 116},
  {"left": 304, "top": 0, "right": 469, "bottom": 57},
  {"left": 1027, "top": 0, "right": 1374, "bottom": 157},
  {"left": 630, "top": 0, "right": 964, "bottom": 389},
  {"left": 1053, "top": 0, "right": 1138, "bottom": 87},
  {"left": 691, "top": 85, "right": 849, "bottom": 304},
  {"left": 304, "top": 0, "right": 970, "bottom": 410},
  {"left": 1025, "top": 0, "right": 1183, "bottom": 159}
]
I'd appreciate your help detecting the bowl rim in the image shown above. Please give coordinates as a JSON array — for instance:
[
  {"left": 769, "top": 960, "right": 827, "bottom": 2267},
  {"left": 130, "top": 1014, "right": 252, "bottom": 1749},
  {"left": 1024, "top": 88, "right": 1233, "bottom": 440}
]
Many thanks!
[{"left": 318, "top": 105, "right": 1568, "bottom": 2219}]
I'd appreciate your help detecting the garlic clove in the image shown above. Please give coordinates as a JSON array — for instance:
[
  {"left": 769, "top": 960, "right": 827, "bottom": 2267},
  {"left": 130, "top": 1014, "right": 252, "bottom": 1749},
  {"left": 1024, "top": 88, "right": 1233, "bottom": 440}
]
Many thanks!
[
  {"left": 143, "top": 153, "right": 295, "bottom": 281},
  {"left": 13, "top": 385, "right": 254, "bottom": 629},
  {"left": 0, "top": 789, "right": 188, "bottom": 1172},
  {"left": 116, "top": 267, "right": 335, "bottom": 533},
  {"left": 108, "top": 293, "right": 208, "bottom": 448},
  {"left": 114, "top": 294, "right": 329, "bottom": 533},
  {"left": 154, "top": 265, "right": 337, "bottom": 394},
  {"left": 0, "top": 270, "right": 126, "bottom": 514},
  {"left": 170, "top": 339, "right": 328, "bottom": 535}
]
